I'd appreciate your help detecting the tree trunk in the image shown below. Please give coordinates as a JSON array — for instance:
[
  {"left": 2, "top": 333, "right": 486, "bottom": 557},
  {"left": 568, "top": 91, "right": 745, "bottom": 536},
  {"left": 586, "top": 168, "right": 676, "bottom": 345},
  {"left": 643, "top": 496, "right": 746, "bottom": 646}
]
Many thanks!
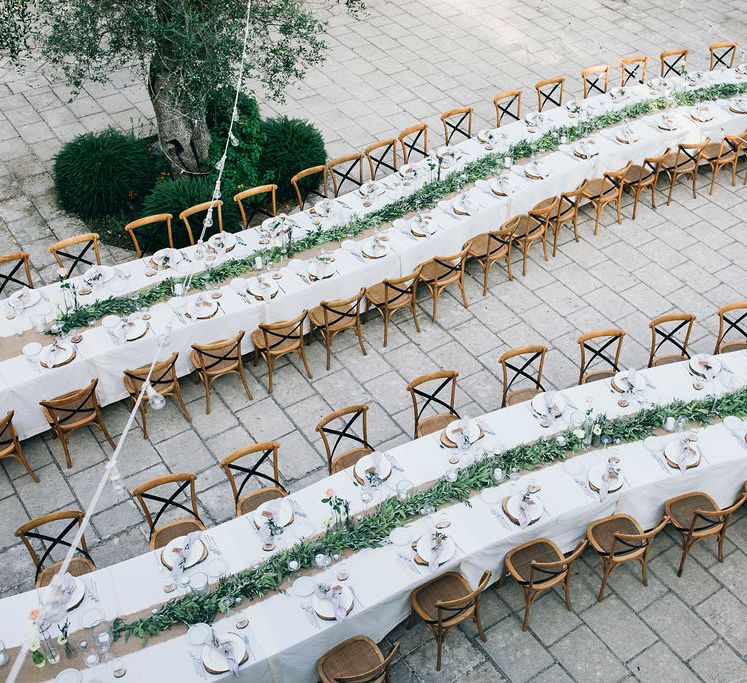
[{"left": 149, "top": 63, "right": 212, "bottom": 176}]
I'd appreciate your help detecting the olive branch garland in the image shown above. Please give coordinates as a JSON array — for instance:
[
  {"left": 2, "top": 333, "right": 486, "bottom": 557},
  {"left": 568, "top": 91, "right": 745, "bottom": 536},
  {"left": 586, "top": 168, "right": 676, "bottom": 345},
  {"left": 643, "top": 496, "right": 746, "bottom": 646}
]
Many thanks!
[
  {"left": 56, "top": 81, "right": 747, "bottom": 334},
  {"left": 111, "top": 386, "right": 747, "bottom": 645}
]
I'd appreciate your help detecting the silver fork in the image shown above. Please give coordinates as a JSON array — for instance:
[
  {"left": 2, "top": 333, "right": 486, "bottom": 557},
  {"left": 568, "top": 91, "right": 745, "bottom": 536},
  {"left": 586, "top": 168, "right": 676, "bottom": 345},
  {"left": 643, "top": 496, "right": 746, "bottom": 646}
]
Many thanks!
[
  {"left": 288, "top": 499, "right": 308, "bottom": 518},
  {"left": 89, "top": 578, "right": 100, "bottom": 602},
  {"left": 301, "top": 605, "right": 322, "bottom": 630},
  {"left": 189, "top": 650, "right": 206, "bottom": 679}
]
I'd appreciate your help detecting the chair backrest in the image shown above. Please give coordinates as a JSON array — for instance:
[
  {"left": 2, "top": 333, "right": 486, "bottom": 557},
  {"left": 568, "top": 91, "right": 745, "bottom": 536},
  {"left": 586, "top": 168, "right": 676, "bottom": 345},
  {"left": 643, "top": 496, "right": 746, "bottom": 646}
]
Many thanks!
[
  {"left": 233, "top": 184, "right": 277, "bottom": 228},
  {"left": 529, "top": 196, "right": 561, "bottom": 225},
  {"left": 637, "top": 149, "right": 671, "bottom": 182},
  {"left": 674, "top": 140, "right": 709, "bottom": 168},
  {"left": 0, "top": 410, "right": 20, "bottom": 455},
  {"left": 426, "top": 244, "right": 471, "bottom": 285},
  {"left": 660, "top": 48, "right": 688, "bottom": 77},
  {"left": 327, "top": 153, "right": 363, "bottom": 197},
  {"left": 709, "top": 41, "right": 737, "bottom": 70},
  {"left": 398, "top": 124, "right": 428, "bottom": 164},
  {"left": 220, "top": 441, "right": 284, "bottom": 507},
  {"left": 493, "top": 89, "right": 522, "bottom": 127},
  {"left": 191, "top": 330, "right": 245, "bottom": 376},
  {"left": 39, "top": 378, "right": 100, "bottom": 430},
  {"left": 380, "top": 267, "right": 422, "bottom": 308},
  {"left": 602, "top": 161, "right": 632, "bottom": 191},
  {"left": 258, "top": 310, "right": 307, "bottom": 355},
  {"left": 131, "top": 472, "right": 202, "bottom": 536},
  {"left": 179, "top": 201, "right": 223, "bottom": 242},
  {"left": 715, "top": 301, "right": 747, "bottom": 353},
  {"left": 436, "top": 570, "right": 491, "bottom": 628},
  {"left": 441, "top": 106, "right": 473, "bottom": 145},
  {"left": 407, "top": 370, "right": 459, "bottom": 434},
  {"left": 577, "top": 329, "right": 626, "bottom": 383},
  {"left": 0, "top": 251, "right": 33, "bottom": 295},
  {"left": 499, "top": 345, "right": 547, "bottom": 407},
  {"left": 290, "top": 165, "right": 328, "bottom": 211},
  {"left": 15, "top": 510, "right": 92, "bottom": 582},
  {"left": 124, "top": 214, "right": 174, "bottom": 258},
  {"left": 332, "top": 641, "right": 400, "bottom": 683},
  {"left": 49, "top": 233, "right": 101, "bottom": 278},
  {"left": 364, "top": 138, "right": 398, "bottom": 179},
  {"left": 581, "top": 64, "right": 610, "bottom": 98},
  {"left": 483, "top": 220, "right": 517, "bottom": 257},
  {"left": 318, "top": 288, "right": 365, "bottom": 330},
  {"left": 316, "top": 404, "right": 371, "bottom": 473},
  {"left": 124, "top": 352, "right": 179, "bottom": 395},
  {"left": 535, "top": 76, "right": 564, "bottom": 111},
  {"left": 648, "top": 313, "right": 695, "bottom": 366},
  {"left": 708, "top": 135, "right": 741, "bottom": 163},
  {"left": 620, "top": 55, "right": 648, "bottom": 86}
]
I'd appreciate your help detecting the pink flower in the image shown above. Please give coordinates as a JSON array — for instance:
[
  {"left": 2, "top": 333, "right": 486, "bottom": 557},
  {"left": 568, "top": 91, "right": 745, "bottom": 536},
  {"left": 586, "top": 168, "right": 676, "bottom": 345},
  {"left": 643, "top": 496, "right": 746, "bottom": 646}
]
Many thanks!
[
  {"left": 325, "top": 488, "right": 334, "bottom": 497},
  {"left": 29, "top": 608, "right": 40, "bottom": 621}
]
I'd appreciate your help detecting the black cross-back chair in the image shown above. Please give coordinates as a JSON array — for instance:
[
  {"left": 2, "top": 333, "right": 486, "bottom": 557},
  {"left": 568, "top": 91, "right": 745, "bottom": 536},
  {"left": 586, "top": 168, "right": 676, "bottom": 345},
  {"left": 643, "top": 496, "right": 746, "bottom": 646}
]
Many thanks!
[
  {"left": 327, "top": 153, "right": 363, "bottom": 197},
  {"left": 16, "top": 510, "right": 96, "bottom": 587},
  {"left": 648, "top": 313, "right": 695, "bottom": 367},
  {"left": 581, "top": 64, "right": 609, "bottom": 98},
  {"left": 709, "top": 41, "right": 737, "bottom": 70},
  {"left": 660, "top": 48, "right": 688, "bottom": 77},
  {"left": 317, "top": 638, "right": 400, "bottom": 683},
  {"left": 364, "top": 267, "right": 423, "bottom": 347},
  {"left": 499, "top": 345, "right": 547, "bottom": 407},
  {"left": 220, "top": 441, "right": 287, "bottom": 517},
  {"left": 440, "top": 106, "right": 472, "bottom": 145},
  {"left": 132, "top": 472, "right": 206, "bottom": 550},
  {"left": 493, "top": 89, "right": 522, "bottom": 127},
  {"left": 406, "top": 370, "right": 460, "bottom": 439},
  {"left": 364, "top": 138, "right": 398, "bottom": 180},
  {"left": 398, "top": 124, "right": 428, "bottom": 163},
  {"left": 0, "top": 251, "right": 33, "bottom": 295},
  {"left": 316, "top": 405, "right": 373, "bottom": 474},
  {"left": 620, "top": 55, "right": 648, "bottom": 86},
  {"left": 252, "top": 310, "right": 312, "bottom": 393},
  {"left": 577, "top": 328, "right": 626, "bottom": 384},
  {"left": 310, "top": 288, "right": 367, "bottom": 370},
  {"left": 715, "top": 302, "right": 747, "bottom": 354},
  {"left": 535, "top": 76, "right": 564, "bottom": 111},
  {"left": 49, "top": 233, "right": 101, "bottom": 279}
]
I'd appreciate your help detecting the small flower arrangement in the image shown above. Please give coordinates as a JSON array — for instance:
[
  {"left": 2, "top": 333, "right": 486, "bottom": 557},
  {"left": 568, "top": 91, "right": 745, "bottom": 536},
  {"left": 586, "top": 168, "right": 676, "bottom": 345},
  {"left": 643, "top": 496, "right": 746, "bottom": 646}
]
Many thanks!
[{"left": 321, "top": 489, "right": 350, "bottom": 527}]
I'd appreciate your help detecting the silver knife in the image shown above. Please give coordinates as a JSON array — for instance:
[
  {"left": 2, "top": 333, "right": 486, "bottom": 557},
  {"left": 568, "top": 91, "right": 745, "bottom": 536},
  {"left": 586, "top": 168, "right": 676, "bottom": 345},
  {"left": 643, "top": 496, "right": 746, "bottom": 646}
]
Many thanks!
[{"left": 385, "top": 452, "right": 404, "bottom": 472}]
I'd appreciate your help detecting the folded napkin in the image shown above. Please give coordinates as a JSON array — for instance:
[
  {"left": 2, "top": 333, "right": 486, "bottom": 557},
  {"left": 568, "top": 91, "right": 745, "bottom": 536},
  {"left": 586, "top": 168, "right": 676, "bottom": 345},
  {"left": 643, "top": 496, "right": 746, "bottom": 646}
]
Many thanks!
[
  {"left": 627, "top": 368, "right": 638, "bottom": 390},
  {"left": 370, "top": 450, "right": 383, "bottom": 475},
  {"left": 428, "top": 538, "right": 442, "bottom": 571},
  {"left": 170, "top": 531, "right": 202, "bottom": 580},
  {"left": 544, "top": 391, "right": 558, "bottom": 416},
  {"left": 517, "top": 499, "right": 531, "bottom": 528},
  {"left": 330, "top": 588, "right": 349, "bottom": 622},
  {"left": 599, "top": 472, "right": 610, "bottom": 502},
  {"left": 219, "top": 641, "right": 240, "bottom": 676},
  {"left": 41, "top": 345, "right": 57, "bottom": 368},
  {"left": 676, "top": 444, "right": 689, "bottom": 473}
]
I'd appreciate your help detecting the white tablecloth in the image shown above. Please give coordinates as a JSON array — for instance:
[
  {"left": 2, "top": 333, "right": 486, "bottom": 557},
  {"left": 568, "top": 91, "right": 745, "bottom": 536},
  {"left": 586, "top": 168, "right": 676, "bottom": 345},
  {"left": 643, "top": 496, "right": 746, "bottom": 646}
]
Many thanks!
[
  {"left": 2, "top": 351, "right": 747, "bottom": 682},
  {"left": 1, "top": 69, "right": 744, "bottom": 439}
]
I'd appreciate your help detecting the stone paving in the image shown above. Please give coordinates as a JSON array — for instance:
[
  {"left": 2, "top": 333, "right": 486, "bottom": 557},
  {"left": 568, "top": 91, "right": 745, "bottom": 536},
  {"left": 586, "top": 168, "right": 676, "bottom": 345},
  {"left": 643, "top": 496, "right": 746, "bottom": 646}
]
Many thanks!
[{"left": 1, "top": 0, "right": 747, "bottom": 680}]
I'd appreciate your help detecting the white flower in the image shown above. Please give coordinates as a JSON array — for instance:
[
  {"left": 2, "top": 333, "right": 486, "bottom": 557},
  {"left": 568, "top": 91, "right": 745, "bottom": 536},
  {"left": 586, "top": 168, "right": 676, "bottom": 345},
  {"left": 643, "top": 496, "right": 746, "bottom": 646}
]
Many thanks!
[
  {"left": 24, "top": 632, "right": 40, "bottom": 651},
  {"left": 556, "top": 435, "right": 567, "bottom": 447},
  {"left": 593, "top": 425, "right": 602, "bottom": 436},
  {"left": 572, "top": 429, "right": 585, "bottom": 439}
]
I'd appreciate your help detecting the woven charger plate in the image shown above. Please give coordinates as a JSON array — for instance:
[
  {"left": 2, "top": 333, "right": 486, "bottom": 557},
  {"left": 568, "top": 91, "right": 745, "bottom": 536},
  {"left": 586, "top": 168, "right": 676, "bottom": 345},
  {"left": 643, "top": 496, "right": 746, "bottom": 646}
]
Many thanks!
[
  {"left": 729, "top": 104, "right": 747, "bottom": 114},
  {"left": 353, "top": 454, "right": 392, "bottom": 485},
  {"left": 185, "top": 299, "right": 218, "bottom": 320},
  {"left": 502, "top": 496, "right": 542, "bottom": 526},
  {"left": 160, "top": 538, "right": 208, "bottom": 570},
  {"left": 587, "top": 463, "right": 624, "bottom": 494},
  {"left": 440, "top": 421, "right": 483, "bottom": 448},
  {"left": 664, "top": 442, "right": 701, "bottom": 470},
  {"left": 202, "top": 633, "right": 249, "bottom": 674},
  {"left": 253, "top": 499, "right": 294, "bottom": 529},
  {"left": 313, "top": 585, "right": 354, "bottom": 621},
  {"left": 40, "top": 344, "right": 76, "bottom": 369}
]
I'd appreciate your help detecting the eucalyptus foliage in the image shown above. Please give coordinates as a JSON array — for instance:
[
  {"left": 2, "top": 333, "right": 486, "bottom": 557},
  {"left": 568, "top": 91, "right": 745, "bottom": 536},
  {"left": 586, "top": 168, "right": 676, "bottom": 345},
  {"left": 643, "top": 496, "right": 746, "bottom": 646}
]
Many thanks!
[
  {"left": 56, "top": 81, "right": 747, "bottom": 334},
  {"left": 112, "top": 386, "right": 747, "bottom": 644}
]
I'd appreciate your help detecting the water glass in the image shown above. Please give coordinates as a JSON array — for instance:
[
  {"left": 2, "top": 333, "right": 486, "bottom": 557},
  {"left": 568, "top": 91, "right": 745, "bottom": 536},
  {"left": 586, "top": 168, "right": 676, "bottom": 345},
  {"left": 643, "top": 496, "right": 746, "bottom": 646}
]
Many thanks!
[
  {"left": 396, "top": 479, "right": 414, "bottom": 501},
  {"left": 189, "top": 571, "right": 209, "bottom": 596}
]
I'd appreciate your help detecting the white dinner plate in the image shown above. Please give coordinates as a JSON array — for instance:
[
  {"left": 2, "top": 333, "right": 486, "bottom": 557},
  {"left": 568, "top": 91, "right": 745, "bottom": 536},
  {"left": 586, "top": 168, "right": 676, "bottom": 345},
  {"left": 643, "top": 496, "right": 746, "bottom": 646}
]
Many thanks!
[
  {"left": 186, "top": 298, "right": 218, "bottom": 319},
  {"left": 292, "top": 576, "right": 315, "bottom": 597},
  {"left": 123, "top": 319, "right": 148, "bottom": 342},
  {"left": 444, "top": 419, "right": 480, "bottom": 444},
  {"left": 8, "top": 288, "right": 41, "bottom": 309},
  {"left": 312, "top": 585, "right": 354, "bottom": 620},
  {"left": 83, "top": 265, "right": 114, "bottom": 285},
  {"left": 253, "top": 498, "right": 293, "bottom": 529},
  {"left": 40, "top": 341, "right": 75, "bottom": 369},
  {"left": 362, "top": 241, "right": 388, "bottom": 259},
  {"left": 201, "top": 632, "right": 247, "bottom": 674},
  {"left": 689, "top": 354, "right": 721, "bottom": 378},
  {"left": 410, "top": 215, "right": 437, "bottom": 237},
  {"left": 480, "top": 487, "right": 503, "bottom": 505},
  {"left": 664, "top": 441, "right": 701, "bottom": 469},
  {"left": 531, "top": 393, "right": 567, "bottom": 418},
  {"left": 42, "top": 575, "right": 85, "bottom": 612},
  {"left": 248, "top": 278, "right": 279, "bottom": 299},
  {"left": 292, "top": 519, "right": 317, "bottom": 541},
  {"left": 587, "top": 463, "right": 623, "bottom": 493},
  {"left": 308, "top": 260, "right": 335, "bottom": 280},
  {"left": 415, "top": 534, "right": 456, "bottom": 565},
  {"left": 353, "top": 453, "right": 392, "bottom": 483},
  {"left": 505, "top": 495, "right": 543, "bottom": 524},
  {"left": 161, "top": 535, "right": 206, "bottom": 570},
  {"left": 207, "top": 232, "right": 236, "bottom": 252},
  {"left": 611, "top": 371, "right": 647, "bottom": 393}
]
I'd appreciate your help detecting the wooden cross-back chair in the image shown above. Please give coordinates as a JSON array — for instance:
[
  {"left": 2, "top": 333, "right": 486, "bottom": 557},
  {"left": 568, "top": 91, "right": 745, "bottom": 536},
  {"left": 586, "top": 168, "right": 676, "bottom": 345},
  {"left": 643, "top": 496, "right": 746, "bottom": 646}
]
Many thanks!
[
  {"left": 327, "top": 153, "right": 363, "bottom": 197},
  {"left": 233, "top": 184, "right": 277, "bottom": 228},
  {"left": 123, "top": 352, "right": 191, "bottom": 440},
  {"left": 581, "top": 64, "right": 610, "bottom": 98},
  {"left": 317, "top": 637, "right": 399, "bottom": 683},
  {"left": 648, "top": 313, "right": 695, "bottom": 367},
  {"left": 179, "top": 201, "right": 223, "bottom": 242},
  {"left": 501, "top": 538, "right": 587, "bottom": 631},
  {"left": 0, "top": 251, "right": 33, "bottom": 295},
  {"left": 316, "top": 404, "right": 373, "bottom": 474},
  {"left": 418, "top": 243, "right": 471, "bottom": 322},
  {"left": 191, "top": 330, "right": 252, "bottom": 414},
  {"left": 0, "top": 411, "right": 38, "bottom": 482},
  {"left": 580, "top": 162, "right": 631, "bottom": 235},
  {"left": 493, "top": 89, "right": 522, "bottom": 127},
  {"left": 220, "top": 441, "right": 286, "bottom": 517},
  {"left": 252, "top": 310, "right": 312, "bottom": 392},
  {"left": 40, "top": 378, "right": 115, "bottom": 468},
  {"left": 440, "top": 106, "right": 473, "bottom": 145},
  {"left": 660, "top": 48, "right": 688, "bottom": 77},
  {"left": 577, "top": 328, "right": 626, "bottom": 385},
  {"left": 622, "top": 150, "right": 669, "bottom": 219},
  {"left": 49, "top": 233, "right": 101, "bottom": 278},
  {"left": 499, "top": 344, "right": 547, "bottom": 407},
  {"left": 665, "top": 485, "right": 747, "bottom": 577},
  {"left": 131, "top": 472, "right": 206, "bottom": 550},
  {"left": 702, "top": 136, "right": 741, "bottom": 194},
  {"left": 398, "top": 124, "right": 428, "bottom": 164},
  {"left": 409, "top": 571, "right": 491, "bottom": 672},
  {"left": 310, "top": 288, "right": 367, "bottom": 370},
  {"left": 620, "top": 55, "right": 649, "bottom": 86},
  {"left": 660, "top": 140, "right": 709, "bottom": 204},
  {"left": 535, "top": 76, "right": 564, "bottom": 111},
  {"left": 714, "top": 302, "right": 747, "bottom": 354},
  {"left": 15, "top": 510, "right": 95, "bottom": 587},
  {"left": 465, "top": 222, "right": 515, "bottom": 295},
  {"left": 506, "top": 212, "right": 547, "bottom": 277},
  {"left": 364, "top": 267, "right": 423, "bottom": 347},
  {"left": 586, "top": 514, "right": 669, "bottom": 601},
  {"left": 709, "top": 41, "right": 737, "bottom": 70},
  {"left": 406, "top": 370, "right": 459, "bottom": 439},
  {"left": 290, "top": 165, "right": 328, "bottom": 211},
  {"left": 547, "top": 185, "right": 584, "bottom": 256},
  {"left": 364, "top": 138, "right": 398, "bottom": 180},
  {"left": 124, "top": 214, "right": 175, "bottom": 258}
]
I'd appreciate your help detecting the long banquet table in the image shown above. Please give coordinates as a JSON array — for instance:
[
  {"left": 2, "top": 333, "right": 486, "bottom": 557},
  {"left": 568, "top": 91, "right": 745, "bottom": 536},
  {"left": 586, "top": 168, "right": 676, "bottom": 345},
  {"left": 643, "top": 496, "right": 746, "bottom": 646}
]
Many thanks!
[
  {"left": 2, "top": 351, "right": 747, "bottom": 682},
  {"left": 1, "top": 69, "right": 746, "bottom": 439}
]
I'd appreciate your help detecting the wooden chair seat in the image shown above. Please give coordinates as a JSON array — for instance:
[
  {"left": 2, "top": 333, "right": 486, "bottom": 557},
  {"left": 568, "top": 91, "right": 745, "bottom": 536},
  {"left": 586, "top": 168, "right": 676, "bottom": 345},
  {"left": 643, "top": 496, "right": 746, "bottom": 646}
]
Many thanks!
[
  {"left": 702, "top": 142, "right": 737, "bottom": 163},
  {"left": 667, "top": 493, "right": 721, "bottom": 534},
  {"left": 364, "top": 282, "right": 410, "bottom": 310},
  {"left": 583, "top": 178, "right": 618, "bottom": 200},
  {"left": 721, "top": 341, "right": 747, "bottom": 353},
  {"left": 505, "top": 539, "right": 564, "bottom": 587},
  {"left": 317, "top": 635, "right": 387, "bottom": 683},
  {"left": 624, "top": 164, "right": 655, "bottom": 185},
  {"left": 416, "top": 413, "right": 458, "bottom": 438},
  {"left": 150, "top": 518, "right": 206, "bottom": 551},
  {"left": 38, "top": 557, "right": 96, "bottom": 588},
  {"left": 651, "top": 353, "right": 688, "bottom": 367},
  {"left": 512, "top": 215, "right": 544, "bottom": 240},
  {"left": 332, "top": 447, "right": 373, "bottom": 474},
  {"left": 419, "top": 260, "right": 460, "bottom": 286},
  {"left": 468, "top": 233, "right": 508, "bottom": 260},
  {"left": 506, "top": 387, "right": 543, "bottom": 406},
  {"left": 661, "top": 153, "right": 695, "bottom": 173},
  {"left": 249, "top": 329, "right": 301, "bottom": 354},
  {"left": 309, "top": 304, "right": 355, "bottom": 332},
  {"left": 238, "top": 486, "right": 287, "bottom": 516},
  {"left": 588, "top": 516, "right": 644, "bottom": 557},
  {"left": 411, "top": 571, "right": 473, "bottom": 623},
  {"left": 581, "top": 369, "right": 616, "bottom": 384}
]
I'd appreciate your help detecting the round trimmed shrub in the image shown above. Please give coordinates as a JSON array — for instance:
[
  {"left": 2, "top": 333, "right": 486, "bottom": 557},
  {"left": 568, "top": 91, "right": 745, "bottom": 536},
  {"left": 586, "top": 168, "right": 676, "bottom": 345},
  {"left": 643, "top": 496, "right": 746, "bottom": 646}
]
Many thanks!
[
  {"left": 258, "top": 116, "right": 327, "bottom": 202},
  {"left": 141, "top": 176, "right": 241, "bottom": 251},
  {"left": 54, "top": 129, "right": 162, "bottom": 220}
]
